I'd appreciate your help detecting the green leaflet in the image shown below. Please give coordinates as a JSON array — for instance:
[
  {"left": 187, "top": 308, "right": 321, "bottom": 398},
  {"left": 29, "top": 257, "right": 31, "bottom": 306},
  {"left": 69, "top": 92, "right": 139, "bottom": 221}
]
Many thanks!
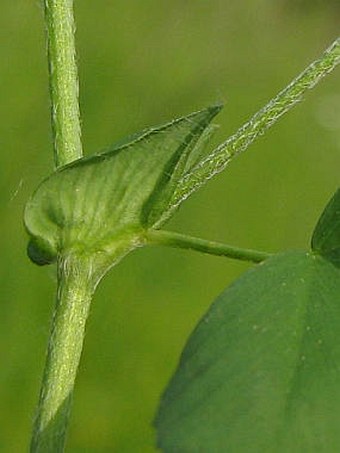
[
  {"left": 312, "top": 188, "right": 340, "bottom": 268},
  {"left": 155, "top": 251, "right": 340, "bottom": 452},
  {"left": 24, "top": 106, "right": 222, "bottom": 265}
]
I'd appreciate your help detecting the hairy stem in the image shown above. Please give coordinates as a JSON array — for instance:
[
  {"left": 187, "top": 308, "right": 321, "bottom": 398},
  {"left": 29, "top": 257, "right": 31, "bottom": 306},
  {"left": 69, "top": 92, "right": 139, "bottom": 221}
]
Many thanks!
[
  {"left": 171, "top": 37, "right": 340, "bottom": 208},
  {"left": 31, "top": 1, "right": 87, "bottom": 451},
  {"left": 147, "top": 230, "right": 271, "bottom": 263},
  {"left": 30, "top": 255, "right": 97, "bottom": 452},
  {"left": 44, "top": 0, "right": 83, "bottom": 168}
]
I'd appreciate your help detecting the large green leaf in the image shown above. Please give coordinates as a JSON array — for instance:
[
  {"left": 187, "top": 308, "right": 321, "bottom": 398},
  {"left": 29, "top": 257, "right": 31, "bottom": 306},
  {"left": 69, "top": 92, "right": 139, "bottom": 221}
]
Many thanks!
[
  {"left": 155, "top": 251, "right": 340, "bottom": 452},
  {"left": 24, "top": 106, "right": 221, "bottom": 265},
  {"left": 312, "top": 188, "right": 340, "bottom": 268}
]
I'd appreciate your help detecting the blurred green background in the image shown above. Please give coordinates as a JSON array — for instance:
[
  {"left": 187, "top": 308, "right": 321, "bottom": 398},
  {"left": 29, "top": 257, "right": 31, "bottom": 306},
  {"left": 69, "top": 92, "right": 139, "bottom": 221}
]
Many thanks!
[{"left": 0, "top": 1, "right": 339, "bottom": 451}]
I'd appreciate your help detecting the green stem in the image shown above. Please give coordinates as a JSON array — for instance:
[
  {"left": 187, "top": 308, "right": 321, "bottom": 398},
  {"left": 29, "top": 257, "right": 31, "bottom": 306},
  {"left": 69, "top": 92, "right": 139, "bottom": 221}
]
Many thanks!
[
  {"left": 30, "top": 2, "right": 87, "bottom": 450},
  {"left": 44, "top": 0, "right": 83, "bottom": 168},
  {"left": 147, "top": 230, "right": 271, "bottom": 263},
  {"left": 30, "top": 255, "right": 97, "bottom": 452},
  {"left": 172, "top": 37, "right": 340, "bottom": 208}
]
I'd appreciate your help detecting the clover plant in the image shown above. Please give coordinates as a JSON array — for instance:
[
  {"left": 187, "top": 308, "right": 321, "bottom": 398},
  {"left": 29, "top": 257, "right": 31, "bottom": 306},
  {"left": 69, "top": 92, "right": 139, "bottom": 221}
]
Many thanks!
[{"left": 26, "top": 1, "right": 340, "bottom": 451}]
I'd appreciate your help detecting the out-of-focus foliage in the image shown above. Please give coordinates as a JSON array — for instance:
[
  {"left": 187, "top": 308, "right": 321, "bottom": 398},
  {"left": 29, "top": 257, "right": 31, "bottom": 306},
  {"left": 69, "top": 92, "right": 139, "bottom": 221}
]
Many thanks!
[
  {"left": 282, "top": 0, "right": 340, "bottom": 13},
  {"left": 0, "top": 1, "right": 339, "bottom": 451}
]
